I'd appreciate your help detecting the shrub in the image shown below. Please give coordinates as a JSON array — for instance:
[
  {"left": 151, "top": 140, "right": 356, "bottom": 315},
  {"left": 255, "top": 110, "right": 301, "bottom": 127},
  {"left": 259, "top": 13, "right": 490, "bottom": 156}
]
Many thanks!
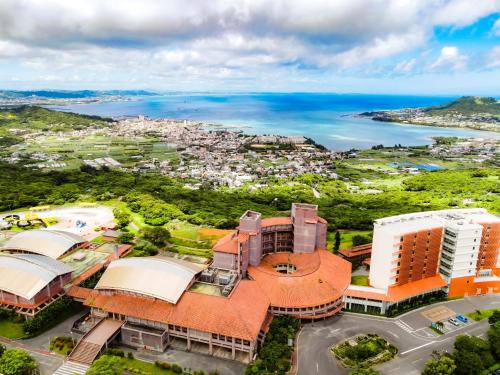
[
  {"left": 171, "top": 363, "right": 183, "bottom": 373},
  {"left": 104, "top": 348, "right": 125, "bottom": 357},
  {"left": 127, "top": 351, "right": 134, "bottom": 359}
]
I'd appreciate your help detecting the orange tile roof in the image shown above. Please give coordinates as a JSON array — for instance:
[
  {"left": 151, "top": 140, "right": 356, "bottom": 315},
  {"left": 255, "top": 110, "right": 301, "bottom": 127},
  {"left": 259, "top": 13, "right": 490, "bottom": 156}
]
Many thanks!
[
  {"left": 339, "top": 244, "right": 372, "bottom": 258},
  {"left": 84, "top": 279, "right": 270, "bottom": 341},
  {"left": 345, "top": 287, "right": 391, "bottom": 302},
  {"left": 387, "top": 274, "right": 447, "bottom": 302},
  {"left": 213, "top": 232, "right": 238, "bottom": 255},
  {"left": 67, "top": 286, "right": 93, "bottom": 300},
  {"left": 346, "top": 275, "right": 447, "bottom": 303},
  {"left": 238, "top": 233, "right": 250, "bottom": 244},
  {"left": 261, "top": 217, "right": 293, "bottom": 227},
  {"left": 248, "top": 250, "right": 351, "bottom": 308}
]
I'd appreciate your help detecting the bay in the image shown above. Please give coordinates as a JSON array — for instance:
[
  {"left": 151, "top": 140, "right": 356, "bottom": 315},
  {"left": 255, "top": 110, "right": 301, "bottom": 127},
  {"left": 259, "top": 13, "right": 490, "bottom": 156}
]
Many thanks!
[{"left": 52, "top": 93, "right": 499, "bottom": 150}]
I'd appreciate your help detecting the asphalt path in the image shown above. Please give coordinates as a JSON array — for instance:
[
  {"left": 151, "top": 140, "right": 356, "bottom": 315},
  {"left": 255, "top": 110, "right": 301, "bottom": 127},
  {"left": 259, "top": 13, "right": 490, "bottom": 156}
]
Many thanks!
[{"left": 297, "top": 295, "right": 500, "bottom": 375}]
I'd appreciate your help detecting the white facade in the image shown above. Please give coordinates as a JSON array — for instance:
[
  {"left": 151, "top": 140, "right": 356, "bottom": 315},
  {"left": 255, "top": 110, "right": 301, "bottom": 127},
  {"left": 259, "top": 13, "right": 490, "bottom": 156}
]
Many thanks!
[
  {"left": 439, "top": 221, "right": 482, "bottom": 280},
  {"left": 369, "top": 208, "right": 499, "bottom": 292}
]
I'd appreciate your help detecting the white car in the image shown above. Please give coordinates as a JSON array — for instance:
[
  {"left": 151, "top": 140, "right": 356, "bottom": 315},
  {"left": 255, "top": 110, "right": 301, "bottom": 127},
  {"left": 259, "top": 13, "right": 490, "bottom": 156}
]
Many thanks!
[{"left": 448, "top": 318, "right": 460, "bottom": 326}]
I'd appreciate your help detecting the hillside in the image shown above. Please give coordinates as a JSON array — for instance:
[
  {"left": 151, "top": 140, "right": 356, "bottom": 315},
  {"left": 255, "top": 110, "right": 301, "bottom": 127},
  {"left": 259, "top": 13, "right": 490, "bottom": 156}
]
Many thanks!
[
  {"left": 425, "top": 96, "right": 500, "bottom": 117},
  {"left": 0, "top": 106, "right": 113, "bottom": 146}
]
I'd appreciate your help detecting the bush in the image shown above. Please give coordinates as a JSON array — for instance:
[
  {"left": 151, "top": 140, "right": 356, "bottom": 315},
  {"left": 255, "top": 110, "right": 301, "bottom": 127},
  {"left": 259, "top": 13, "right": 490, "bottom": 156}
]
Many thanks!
[
  {"left": 117, "top": 232, "right": 134, "bottom": 244},
  {"left": 0, "top": 348, "right": 38, "bottom": 375},
  {"left": 127, "top": 351, "right": 134, "bottom": 359},
  {"left": 104, "top": 348, "right": 125, "bottom": 357},
  {"left": 171, "top": 363, "right": 183, "bottom": 373},
  {"left": 155, "top": 361, "right": 171, "bottom": 370},
  {"left": 23, "top": 297, "right": 81, "bottom": 336}
]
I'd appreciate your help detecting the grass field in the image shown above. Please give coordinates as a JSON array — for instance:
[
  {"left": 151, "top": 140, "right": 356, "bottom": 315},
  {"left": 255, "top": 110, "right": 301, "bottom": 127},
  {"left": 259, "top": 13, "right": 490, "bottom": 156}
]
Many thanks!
[
  {"left": 339, "top": 230, "right": 372, "bottom": 250},
  {"left": 467, "top": 308, "right": 500, "bottom": 321},
  {"left": 351, "top": 275, "right": 369, "bottom": 286},
  {"left": 0, "top": 318, "right": 26, "bottom": 339}
]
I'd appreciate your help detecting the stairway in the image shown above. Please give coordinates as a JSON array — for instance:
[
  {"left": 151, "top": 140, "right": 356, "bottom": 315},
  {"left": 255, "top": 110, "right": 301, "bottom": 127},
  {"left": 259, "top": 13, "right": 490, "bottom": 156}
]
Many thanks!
[
  {"left": 68, "top": 341, "right": 102, "bottom": 365},
  {"left": 53, "top": 361, "right": 89, "bottom": 375}
]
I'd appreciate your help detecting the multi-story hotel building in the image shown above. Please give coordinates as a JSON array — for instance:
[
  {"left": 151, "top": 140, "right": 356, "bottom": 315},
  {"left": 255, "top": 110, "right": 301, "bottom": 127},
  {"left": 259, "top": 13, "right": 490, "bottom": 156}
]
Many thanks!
[{"left": 346, "top": 208, "right": 500, "bottom": 314}]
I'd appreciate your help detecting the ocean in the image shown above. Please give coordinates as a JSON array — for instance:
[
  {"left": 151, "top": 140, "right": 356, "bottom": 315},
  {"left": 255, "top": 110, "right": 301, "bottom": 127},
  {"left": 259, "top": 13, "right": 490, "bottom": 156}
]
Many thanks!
[{"left": 52, "top": 93, "right": 499, "bottom": 150}]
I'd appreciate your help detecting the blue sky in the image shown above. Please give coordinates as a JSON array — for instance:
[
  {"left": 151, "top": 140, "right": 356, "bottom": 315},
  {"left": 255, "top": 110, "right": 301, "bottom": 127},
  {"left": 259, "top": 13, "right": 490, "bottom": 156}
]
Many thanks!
[{"left": 0, "top": 0, "right": 499, "bottom": 95}]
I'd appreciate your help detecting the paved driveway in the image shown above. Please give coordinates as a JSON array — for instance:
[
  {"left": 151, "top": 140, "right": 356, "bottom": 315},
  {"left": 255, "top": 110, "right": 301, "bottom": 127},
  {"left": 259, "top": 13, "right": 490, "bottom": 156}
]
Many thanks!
[{"left": 297, "top": 295, "right": 500, "bottom": 375}]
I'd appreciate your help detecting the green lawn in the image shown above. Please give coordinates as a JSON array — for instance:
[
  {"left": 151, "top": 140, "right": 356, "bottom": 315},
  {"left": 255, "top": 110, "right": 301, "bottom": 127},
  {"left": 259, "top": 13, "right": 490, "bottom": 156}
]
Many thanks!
[
  {"left": 351, "top": 275, "right": 369, "bottom": 286},
  {"left": 339, "top": 230, "right": 372, "bottom": 250},
  {"left": 467, "top": 308, "right": 500, "bottom": 321},
  {"left": 0, "top": 319, "right": 26, "bottom": 339}
]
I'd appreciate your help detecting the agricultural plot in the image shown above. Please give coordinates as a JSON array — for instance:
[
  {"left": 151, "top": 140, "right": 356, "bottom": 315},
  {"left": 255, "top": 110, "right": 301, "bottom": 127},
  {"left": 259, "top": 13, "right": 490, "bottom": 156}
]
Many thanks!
[{"left": 17, "top": 135, "right": 178, "bottom": 169}]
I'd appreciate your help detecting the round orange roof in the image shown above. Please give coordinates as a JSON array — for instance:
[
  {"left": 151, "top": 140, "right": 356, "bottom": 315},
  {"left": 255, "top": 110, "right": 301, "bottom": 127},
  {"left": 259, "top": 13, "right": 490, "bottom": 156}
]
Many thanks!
[{"left": 248, "top": 250, "right": 351, "bottom": 309}]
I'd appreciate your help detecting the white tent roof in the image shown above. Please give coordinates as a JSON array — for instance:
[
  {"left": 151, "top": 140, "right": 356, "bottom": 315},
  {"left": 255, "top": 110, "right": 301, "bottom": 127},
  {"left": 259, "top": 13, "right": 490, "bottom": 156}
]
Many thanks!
[
  {"left": 0, "top": 229, "right": 85, "bottom": 259},
  {"left": 0, "top": 254, "right": 73, "bottom": 300},
  {"left": 95, "top": 256, "right": 203, "bottom": 304}
]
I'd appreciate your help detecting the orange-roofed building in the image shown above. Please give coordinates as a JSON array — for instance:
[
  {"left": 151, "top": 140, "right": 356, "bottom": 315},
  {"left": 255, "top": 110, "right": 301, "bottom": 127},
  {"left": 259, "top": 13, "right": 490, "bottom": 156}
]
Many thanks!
[{"left": 345, "top": 208, "right": 500, "bottom": 315}]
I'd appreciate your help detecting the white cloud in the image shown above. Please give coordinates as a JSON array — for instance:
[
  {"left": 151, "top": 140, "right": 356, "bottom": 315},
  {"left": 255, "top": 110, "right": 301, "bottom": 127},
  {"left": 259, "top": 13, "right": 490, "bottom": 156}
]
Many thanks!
[
  {"left": 394, "top": 58, "right": 417, "bottom": 73},
  {"left": 429, "top": 46, "right": 468, "bottom": 71},
  {"left": 0, "top": 0, "right": 498, "bottom": 89},
  {"left": 493, "top": 18, "right": 500, "bottom": 36},
  {"left": 486, "top": 45, "right": 500, "bottom": 68}
]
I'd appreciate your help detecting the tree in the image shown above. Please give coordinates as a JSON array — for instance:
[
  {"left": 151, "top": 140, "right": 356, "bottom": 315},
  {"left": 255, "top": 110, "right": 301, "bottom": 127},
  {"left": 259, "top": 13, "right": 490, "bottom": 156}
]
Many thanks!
[
  {"left": 422, "top": 352, "right": 456, "bottom": 375},
  {"left": 112, "top": 207, "right": 131, "bottom": 229},
  {"left": 141, "top": 226, "right": 171, "bottom": 247},
  {"left": 117, "top": 232, "right": 134, "bottom": 244},
  {"left": 86, "top": 355, "right": 122, "bottom": 375},
  {"left": 488, "top": 322, "right": 500, "bottom": 360},
  {"left": 454, "top": 351, "right": 483, "bottom": 375},
  {"left": 0, "top": 348, "right": 38, "bottom": 375},
  {"left": 454, "top": 334, "right": 493, "bottom": 368},
  {"left": 333, "top": 231, "right": 341, "bottom": 252},
  {"left": 352, "top": 234, "right": 371, "bottom": 247},
  {"left": 488, "top": 310, "right": 500, "bottom": 325},
  {"left": 349, "top": 368, "right": 381, "bottom": 375}
]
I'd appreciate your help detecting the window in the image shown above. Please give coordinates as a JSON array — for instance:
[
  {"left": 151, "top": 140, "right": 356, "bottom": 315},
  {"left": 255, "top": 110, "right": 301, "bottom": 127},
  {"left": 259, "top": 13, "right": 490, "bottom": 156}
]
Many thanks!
[{"left": 397, "top": 262, "right": 400, "bottom": 266}]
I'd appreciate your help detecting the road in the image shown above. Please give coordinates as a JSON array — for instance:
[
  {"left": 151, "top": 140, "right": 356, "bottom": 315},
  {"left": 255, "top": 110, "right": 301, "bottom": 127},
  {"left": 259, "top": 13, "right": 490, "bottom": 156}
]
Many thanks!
[{"left": 296, "top": 295, "right": 500, "bottom": 375}]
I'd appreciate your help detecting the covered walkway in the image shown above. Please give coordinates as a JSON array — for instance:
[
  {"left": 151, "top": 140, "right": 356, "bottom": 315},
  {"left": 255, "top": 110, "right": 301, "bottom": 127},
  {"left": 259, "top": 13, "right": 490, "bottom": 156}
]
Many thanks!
[{"left": 69, "top": 319, "right": 123, "bottom": 365}]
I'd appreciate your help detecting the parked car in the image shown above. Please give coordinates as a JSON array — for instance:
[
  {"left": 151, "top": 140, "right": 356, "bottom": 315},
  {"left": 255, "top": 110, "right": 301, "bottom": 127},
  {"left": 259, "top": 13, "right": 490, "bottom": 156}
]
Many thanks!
[
  {"left": 448, "top": 318, "right": 460, "bottom": 326},
  {"left": 456, "top": 314, "right": 468, "bottom": 323}
]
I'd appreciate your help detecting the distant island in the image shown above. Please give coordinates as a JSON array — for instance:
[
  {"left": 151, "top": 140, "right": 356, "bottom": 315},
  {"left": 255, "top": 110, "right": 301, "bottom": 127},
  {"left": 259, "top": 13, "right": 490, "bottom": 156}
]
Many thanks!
[
  {"left": 0, "top": 89, "right": 157, "bottom": 106},
  {"left": 360, "top": 96, "right": 500, "bottom": 132}
]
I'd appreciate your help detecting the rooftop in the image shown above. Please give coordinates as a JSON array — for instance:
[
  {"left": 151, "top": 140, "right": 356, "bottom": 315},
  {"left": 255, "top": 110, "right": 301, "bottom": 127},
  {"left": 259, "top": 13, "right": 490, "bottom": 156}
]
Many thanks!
[
  {"left": 247, "top": 250, "right": 351, "bottom": 308},
  {"left": 1, "top": 229, "right": 85, "bottom": 259},
  {"left": 95, "top": 256, "right": 204, "bottom": 304},
  {"left": 85, "top": 279, "right": 270, "bottom": 341},
  {"left": 0, "top": 253, "right": 72, "bottom": 300}
]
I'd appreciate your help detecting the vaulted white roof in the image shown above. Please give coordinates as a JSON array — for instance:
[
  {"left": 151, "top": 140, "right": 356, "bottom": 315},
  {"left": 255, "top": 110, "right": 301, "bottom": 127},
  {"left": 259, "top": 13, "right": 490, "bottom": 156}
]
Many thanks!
[
  {"left": 0, "top": 254, "right": 73, "bottom": 300},
  {"left": 95, "top": 256, "right": 203, "bottom": 304},
  {"left": 0, "top": 229, "right": 85, "bottom": 259}
]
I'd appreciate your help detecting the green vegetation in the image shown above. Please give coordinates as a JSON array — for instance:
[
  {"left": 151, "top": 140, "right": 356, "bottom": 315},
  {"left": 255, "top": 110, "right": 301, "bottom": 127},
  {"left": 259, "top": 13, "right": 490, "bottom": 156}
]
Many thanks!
[
  {"left": 351, "top": 275, "right": 369, "bottom": 286},
  {"left": 23, "top": 297, "right": 82, "bottom": 337},
  {"left": 422, "top": 316, "right": 500, "bottom": 375},
  {"left": 0, "top": 347, "right": 38, "bottom": 375},
  {"left": 422, "top": 351, "right": 456, "bottom": 375},
  {"left": 0, "top": 309, "right": 26, "bottom": 339},
  {"left": 467, "top": 308, "right": 500, "bottom": 322},
  {"left": 86, "top": 353, "right": 215, "bottom": 375},
  {"left": 332, "top": 334, "right": 397, "bottom": 369},
  {"left": 425, "top": 96, "right": 500, "bottom": 117},
  {"left": 246, "top": 316, "right": 300, "bottom": 375},
  {"left": 49, "top": 336, "right": 75, "bottom": 355},
  {"left": 0, "top": 106, "right": 111, "bottom": 147},
  {"left": 79, "top": 270, "right": 105, "bottom": 289}
]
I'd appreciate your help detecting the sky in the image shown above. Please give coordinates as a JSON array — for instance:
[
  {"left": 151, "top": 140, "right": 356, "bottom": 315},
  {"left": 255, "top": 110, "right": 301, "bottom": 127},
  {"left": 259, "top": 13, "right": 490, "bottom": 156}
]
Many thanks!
[{"left": 0, "top": 0, "right": 499, "bottom": 95}]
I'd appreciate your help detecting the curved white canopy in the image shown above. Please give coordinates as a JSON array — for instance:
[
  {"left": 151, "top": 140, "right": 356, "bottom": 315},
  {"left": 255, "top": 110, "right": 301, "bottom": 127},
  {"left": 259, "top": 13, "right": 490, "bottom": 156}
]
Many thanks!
[
  {"left": 95, "top": 256, "right": 203, "bottom": 304},
  {"left": 0, "top": 254, "right": 72, "bottom": 300},
  {"left": 1, "top": 229, "right": 85, "bottom": 259}
]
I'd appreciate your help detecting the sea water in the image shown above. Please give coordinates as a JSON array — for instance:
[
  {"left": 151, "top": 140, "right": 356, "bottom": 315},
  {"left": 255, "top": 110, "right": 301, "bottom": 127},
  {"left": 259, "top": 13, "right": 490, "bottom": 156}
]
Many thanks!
[{"left": 52, "top": 93, "right": 499, "bottom": 150}]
